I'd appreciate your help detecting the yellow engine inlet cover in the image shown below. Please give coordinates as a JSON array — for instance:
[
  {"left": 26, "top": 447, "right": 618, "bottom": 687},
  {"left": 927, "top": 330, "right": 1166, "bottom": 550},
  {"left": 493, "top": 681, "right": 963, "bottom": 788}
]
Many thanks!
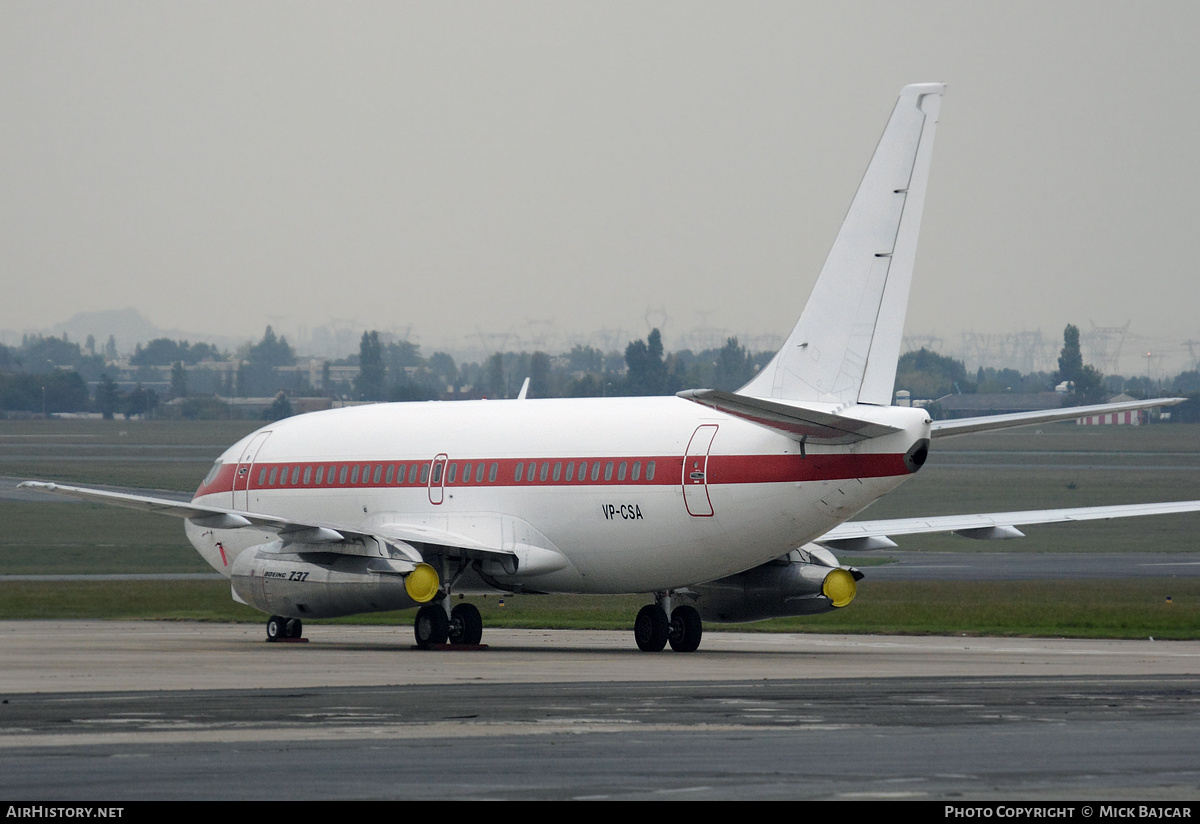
[
  {"left": 404, "top": 563, "right": 440, "bottom": 603},
  {"left": 822, "top": 568, "right": 857, "bottom": 608}
]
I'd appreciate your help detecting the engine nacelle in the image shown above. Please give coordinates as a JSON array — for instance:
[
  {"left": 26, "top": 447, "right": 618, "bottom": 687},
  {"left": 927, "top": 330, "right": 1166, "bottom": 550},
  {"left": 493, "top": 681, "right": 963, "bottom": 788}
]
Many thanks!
[
  {"left": 688, "top": 543, "right": 860, "bottom": 623},
  {"left": 229, "top": 541, "right": 438, "bottom": 619}
]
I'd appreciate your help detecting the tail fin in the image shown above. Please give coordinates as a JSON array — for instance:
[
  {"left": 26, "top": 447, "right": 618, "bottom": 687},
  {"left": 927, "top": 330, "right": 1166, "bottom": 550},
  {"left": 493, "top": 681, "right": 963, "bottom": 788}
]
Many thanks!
[{"left": 739, "top": 83, "right": 944, "bottom": 406}]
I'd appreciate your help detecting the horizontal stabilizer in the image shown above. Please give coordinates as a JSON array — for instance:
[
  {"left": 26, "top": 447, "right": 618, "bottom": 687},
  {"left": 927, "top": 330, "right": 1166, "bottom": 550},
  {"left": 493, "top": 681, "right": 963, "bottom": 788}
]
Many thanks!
[
  {"left": 677, "top": 389, "right": 902, "bottom": 444},
  {"left": 931, "top": 397, "right": 1185, "bottom": 438}
]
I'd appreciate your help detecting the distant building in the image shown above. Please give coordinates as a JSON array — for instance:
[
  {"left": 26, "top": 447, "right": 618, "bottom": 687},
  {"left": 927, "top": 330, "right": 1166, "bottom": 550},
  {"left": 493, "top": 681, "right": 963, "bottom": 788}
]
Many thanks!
[{"left": 1077, "top": 393, "right": 1144, "bottom": 425}]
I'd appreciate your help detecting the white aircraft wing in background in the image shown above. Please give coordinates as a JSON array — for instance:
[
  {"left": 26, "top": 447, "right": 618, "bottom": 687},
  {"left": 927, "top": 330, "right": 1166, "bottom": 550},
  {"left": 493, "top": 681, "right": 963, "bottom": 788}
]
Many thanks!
[{"left": 819, "top": 500, "right": 1200, "bottom": 551}]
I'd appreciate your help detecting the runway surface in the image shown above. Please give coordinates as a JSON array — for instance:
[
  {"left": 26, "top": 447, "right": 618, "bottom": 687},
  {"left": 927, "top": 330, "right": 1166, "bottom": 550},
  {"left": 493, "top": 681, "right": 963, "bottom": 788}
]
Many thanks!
[{"left": 3, "top": 622, "right": 1200, "bottom": 800}]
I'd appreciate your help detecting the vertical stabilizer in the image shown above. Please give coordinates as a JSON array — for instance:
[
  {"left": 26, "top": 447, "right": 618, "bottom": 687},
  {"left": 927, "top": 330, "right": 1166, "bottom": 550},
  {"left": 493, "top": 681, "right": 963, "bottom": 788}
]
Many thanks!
[{"left": 739, "top": 83, "right": 944, "bottom": 406}]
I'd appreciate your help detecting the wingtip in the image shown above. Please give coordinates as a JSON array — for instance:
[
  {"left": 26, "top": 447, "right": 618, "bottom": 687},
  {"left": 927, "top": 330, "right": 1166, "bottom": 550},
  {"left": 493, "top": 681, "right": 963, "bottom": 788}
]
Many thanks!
[{"left": 16, "top": 481, "right": 53, "bottom": 491}]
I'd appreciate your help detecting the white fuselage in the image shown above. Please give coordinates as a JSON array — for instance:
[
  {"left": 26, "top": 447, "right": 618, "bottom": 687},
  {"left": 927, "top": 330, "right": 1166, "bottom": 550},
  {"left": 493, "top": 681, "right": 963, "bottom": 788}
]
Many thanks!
[{"left": 186, "top": 396, "right": 929, "bottom": 593}]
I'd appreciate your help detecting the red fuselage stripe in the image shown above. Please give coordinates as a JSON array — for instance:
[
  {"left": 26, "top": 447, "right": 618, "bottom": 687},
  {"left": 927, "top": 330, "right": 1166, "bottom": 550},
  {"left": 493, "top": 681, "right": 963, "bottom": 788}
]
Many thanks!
[{"left": 194, "top": 453, "right": 909, "bottom": 500}]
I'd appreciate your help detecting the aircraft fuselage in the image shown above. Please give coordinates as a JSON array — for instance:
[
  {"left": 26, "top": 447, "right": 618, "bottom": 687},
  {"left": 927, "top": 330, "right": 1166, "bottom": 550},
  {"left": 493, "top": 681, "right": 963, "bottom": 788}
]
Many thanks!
[{"left": 186, "top": 396, "right": 930, "bottom": 595}]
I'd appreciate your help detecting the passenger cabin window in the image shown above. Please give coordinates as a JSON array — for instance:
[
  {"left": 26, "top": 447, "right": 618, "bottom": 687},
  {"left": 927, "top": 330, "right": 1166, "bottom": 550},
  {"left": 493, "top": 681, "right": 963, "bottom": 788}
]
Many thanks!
[
  {"left": 631, "top": 461, "right": 641, "bottom": 481},
  {"left": 565, "top": 462, "right": 575, "bottom": 482},
  {"left": 385, "top": 465, "right": 394, "bottom": 484},
  {"left": 303, "top": 466, "right": 312, "bottom": 485},
  {"left": 419, "top": 463, "right": 430, "bottom": 484},
  {"left": 488, "top": 463, "right": 498, "bottom": 482},
  {"left": 590, "top": 462, "right": 601, "bottom": 482},
  {"left": 539, "top": 462, "right": 549, "bottom": 482},
  {"left": 604, "top": 461, "right": 613, "bottom": 481},
  {"left": 268, "top": 467, "right": 278, "bottom": 485},
  {"left": 617, "top": 461, "right": 627, "bottom": 481},
  {"left": 647, "top": 461, "right": 656, "bottom": 480},
  {"left": 515, "top": 462, "right": 524, "bottom": 482},
  {"left": 447, "top": 463, "right": 457, "bottom": 484},
  {"left": 339, "top": 466, "right": 348, "bottom": 485},
  {"left": 315, "top": 466, "right": 324, "bottom": 485},
  {"left": 475, "top": 463, "right": 485, "bottom": 483}
]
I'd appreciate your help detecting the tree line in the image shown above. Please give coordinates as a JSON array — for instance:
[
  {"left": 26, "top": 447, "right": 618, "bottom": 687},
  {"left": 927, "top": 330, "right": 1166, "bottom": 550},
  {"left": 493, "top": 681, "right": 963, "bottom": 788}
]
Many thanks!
[{"left": 3, "top": 323, "right": 1198, "bottom": 421}]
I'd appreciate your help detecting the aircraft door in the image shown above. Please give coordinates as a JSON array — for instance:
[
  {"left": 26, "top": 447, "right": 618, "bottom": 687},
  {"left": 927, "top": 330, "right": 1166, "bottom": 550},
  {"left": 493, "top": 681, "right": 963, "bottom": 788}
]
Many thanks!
[
  {"left": 232, "top": 431, "right": 272, "bottom": 510},
  {"left": 428, "top": 453, "right": 448, "bottom": 505},
  {"left": 683, "top": 424, "right": 718, "bottom": 517}
]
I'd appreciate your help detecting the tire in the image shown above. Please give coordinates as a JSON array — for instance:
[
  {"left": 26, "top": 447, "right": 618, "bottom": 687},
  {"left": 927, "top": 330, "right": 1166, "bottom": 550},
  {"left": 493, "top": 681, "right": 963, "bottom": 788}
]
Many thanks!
[
  {"left": 668, "top": 605, "right": 703, "bottom": 653},
  {"left": 285, "top": 618, "right": 303, "bottom": 640},
  {"left": 266, "top": 615, "right": 285, "bottom": 642},
  {"left": 634, "top": 604, "right": 669, "bottom": 652},
  {"left": 449, "top": 603, "right": 483, "bottom": 645},
  {"left": 414, "top": 604, "right": 450, "bottom": 649}
]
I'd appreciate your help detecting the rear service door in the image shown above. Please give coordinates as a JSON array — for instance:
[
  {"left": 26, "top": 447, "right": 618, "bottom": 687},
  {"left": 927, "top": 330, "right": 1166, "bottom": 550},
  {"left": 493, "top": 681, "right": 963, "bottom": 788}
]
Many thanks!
[{"left": 683, "top": 424, "right": 718, "bottom": 517}]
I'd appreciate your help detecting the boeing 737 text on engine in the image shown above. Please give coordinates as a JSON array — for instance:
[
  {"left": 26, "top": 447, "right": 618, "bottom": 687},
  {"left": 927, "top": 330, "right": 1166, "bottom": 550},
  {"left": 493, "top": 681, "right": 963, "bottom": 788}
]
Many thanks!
[{"left": 23, "top": 84, "right": 1200, "bottom": 652}]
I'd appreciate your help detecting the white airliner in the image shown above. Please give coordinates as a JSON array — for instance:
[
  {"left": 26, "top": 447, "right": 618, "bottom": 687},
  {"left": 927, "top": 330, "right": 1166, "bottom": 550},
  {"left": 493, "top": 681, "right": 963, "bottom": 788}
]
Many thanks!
[{"left": 22, "top": 84, "right": 1200, "bottom": 652}]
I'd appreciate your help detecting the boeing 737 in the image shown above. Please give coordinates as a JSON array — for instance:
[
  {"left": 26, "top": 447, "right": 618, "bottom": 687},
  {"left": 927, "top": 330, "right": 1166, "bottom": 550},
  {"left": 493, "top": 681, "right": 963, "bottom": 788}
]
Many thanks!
[{"left": 22, "top": 84, "right": 1200, "bottom": 652}]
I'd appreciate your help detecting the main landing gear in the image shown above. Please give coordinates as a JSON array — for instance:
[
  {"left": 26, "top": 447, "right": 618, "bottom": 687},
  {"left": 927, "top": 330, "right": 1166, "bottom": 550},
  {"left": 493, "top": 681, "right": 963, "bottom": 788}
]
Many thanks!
[
  {"left": 634, "top": 593, "right": 702, "bottom": 653},
  {"left": 414, "top": 602, "right": 484, "bottom": 649},
  {"left": 412, "top": 555, "right": 486, "bottom": 649},
  {"left": 265, "top": 615, "right": 303, "bottom": 642}
]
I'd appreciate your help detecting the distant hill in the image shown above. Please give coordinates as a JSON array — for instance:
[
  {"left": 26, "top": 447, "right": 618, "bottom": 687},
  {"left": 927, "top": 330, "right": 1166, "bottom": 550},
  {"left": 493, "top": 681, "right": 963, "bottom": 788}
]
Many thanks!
[{"left": 30, "top": 308, "right": 244, "bottom": 359}]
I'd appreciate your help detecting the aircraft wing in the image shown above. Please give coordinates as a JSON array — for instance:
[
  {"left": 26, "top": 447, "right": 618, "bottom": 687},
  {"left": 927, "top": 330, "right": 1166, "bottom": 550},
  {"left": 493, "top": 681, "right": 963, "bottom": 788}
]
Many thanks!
[
  {"left": 818, "top": 499, "right": 1200, "bottom": 551},
  {"left": 18, "top": 481, "right": 297, "bottom": 531},
  {"left": 16, "top": 481, "right": 530, "bottom": 569},
  {"left": 930, "top": 397, "right": 1185, "bottom": 438}
]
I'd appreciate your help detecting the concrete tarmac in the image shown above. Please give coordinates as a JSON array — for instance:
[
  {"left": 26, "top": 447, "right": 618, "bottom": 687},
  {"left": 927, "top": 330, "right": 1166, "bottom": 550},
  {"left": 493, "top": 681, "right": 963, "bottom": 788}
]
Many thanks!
[{"left": 4, "top": 622, "right": 1200, "bottom": 800}]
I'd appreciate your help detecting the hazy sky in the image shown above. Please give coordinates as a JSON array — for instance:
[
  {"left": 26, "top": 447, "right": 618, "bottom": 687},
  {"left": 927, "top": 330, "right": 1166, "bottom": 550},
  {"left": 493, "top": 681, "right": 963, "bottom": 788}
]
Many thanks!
[{"left": 3, "top": 2, "right": 1197, "bottom": 368}]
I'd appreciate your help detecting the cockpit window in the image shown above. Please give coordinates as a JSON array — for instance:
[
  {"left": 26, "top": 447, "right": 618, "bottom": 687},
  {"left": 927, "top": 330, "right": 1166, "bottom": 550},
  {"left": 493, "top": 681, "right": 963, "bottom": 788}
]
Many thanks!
[{"left": 202, "top": 461, "right": 222, "bottom": 487}]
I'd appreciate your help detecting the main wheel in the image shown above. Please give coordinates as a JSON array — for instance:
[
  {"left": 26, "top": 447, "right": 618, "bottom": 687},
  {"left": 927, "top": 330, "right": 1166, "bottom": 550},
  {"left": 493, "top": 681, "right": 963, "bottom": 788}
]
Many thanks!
[
  {"left": 414, "top": 604, "right": 450, "bottom": 649},
  {"left": 634, "top": 604, "right": 669, "bottom": 652},
  {"left": 668, "top": 605, "right": 703, "bottom": 653},
  {"left": 284, "top": 618, "right": 303, "bottom": 640},
  {"left": 449, "top": 603, "right": 483, "bottom": 645},
  {"left": 265, "top": 615, "right": 286, "bottom": 642}
]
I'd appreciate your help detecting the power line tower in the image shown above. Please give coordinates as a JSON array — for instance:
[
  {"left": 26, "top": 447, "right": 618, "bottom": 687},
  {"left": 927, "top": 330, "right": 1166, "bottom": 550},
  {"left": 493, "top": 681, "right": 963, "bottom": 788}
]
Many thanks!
[
  {"left": 1183, "top": 340, "right": 1200, "bottom": 371},
  {"left": 1082, "top": 321, "right": 1130, "bottom": 374}
]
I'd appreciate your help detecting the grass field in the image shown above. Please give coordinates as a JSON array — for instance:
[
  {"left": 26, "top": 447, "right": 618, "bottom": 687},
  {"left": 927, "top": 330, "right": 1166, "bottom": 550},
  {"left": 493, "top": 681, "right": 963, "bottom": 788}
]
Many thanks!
[{"left": 2, "top": 416, "right": 1198, "bottom": 637}]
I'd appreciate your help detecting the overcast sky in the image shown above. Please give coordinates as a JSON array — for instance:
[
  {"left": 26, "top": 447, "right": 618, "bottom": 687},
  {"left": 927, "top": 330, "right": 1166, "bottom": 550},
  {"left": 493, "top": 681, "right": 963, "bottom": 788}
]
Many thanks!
[{"left": 2, "top": 1, "right": 1197, "bottom": 370}]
